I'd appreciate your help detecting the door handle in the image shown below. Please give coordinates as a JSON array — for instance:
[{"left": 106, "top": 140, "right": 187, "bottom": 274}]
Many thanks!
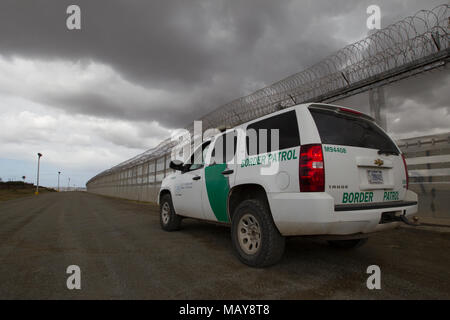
[
  {"left": 192, "top": 176, "right": 201, "bottom": 180},
  {"left": 221, "top": 169, "right": 234, "bottom": 175}
]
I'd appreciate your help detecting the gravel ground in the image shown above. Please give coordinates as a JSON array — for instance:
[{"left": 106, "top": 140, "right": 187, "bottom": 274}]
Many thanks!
[{"left": 0, "top": 191, "right": 449, "bottom": 299}]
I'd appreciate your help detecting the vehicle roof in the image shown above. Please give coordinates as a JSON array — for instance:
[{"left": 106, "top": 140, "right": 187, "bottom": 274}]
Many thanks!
[{"left": 208, "top": 102, "right": 374, "bottom": 140}]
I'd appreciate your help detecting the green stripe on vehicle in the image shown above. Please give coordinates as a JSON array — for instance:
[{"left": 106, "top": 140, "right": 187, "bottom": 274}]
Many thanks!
[{"left": 205, "top": 163, "right": 230, "bottom": 222}]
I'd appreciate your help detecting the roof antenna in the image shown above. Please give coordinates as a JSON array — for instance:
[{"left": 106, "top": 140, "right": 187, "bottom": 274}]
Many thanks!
[{"left": 288, "top": 94, "right": 297, "bottom": 105}]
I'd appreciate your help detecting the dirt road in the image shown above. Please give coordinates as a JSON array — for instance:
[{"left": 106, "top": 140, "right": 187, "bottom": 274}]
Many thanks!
[{"left": 0, "top": 192, "right": 449, "bottom": 299}]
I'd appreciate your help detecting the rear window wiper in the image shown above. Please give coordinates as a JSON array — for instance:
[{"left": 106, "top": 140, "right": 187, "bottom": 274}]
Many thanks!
[{"left": 377, "top": 149, "right": 399, "bottom": 155}]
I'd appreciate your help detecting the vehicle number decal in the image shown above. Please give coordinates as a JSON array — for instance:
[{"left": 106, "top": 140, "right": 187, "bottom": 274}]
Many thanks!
[{"left": 323, "top": 145, "right": 347, "bottom": 153}]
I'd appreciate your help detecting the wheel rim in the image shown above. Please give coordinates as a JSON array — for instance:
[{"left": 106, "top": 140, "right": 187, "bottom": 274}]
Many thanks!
[
  {"left": 237, "top": 213, "right": 261, "bottom": 255},
  {"left": 161, "top": 202, "right": 170, "bottom": 224}
]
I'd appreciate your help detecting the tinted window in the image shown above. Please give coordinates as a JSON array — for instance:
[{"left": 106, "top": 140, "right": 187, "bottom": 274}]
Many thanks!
[
  {"left": 212, "top": 131, "right": 237, "bottom": 164},
  {"left": 246, "top": 110, "right": 300, "bottom": 156},
  {"left": 310, "top": 109, "right": 399, "bottom": 151}
]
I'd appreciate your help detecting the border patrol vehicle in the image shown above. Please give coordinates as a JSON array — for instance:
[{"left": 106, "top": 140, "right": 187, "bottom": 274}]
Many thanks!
[{"left": 158, "top": 103, "right": 418, "bottom": 267}]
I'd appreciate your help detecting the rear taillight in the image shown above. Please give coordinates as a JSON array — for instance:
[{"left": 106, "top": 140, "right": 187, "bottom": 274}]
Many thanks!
[
  {"left": 401, "top": 154, "right": 409, "bottom": 189},
  {"left": 299, "top": 144, "right": 325, "bottom": 192}
]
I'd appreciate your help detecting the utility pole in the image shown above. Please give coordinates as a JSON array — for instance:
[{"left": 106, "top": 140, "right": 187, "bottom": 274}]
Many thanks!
[
  {"left": 35, "top": 153, "right": 43, "bottom": 195},
  {"left": 369, "top": 86, "right": 387, "bottom": 130},
  {"left": 68, "top": 177, "right": 70, "bottom": 192},
  {"left": 367, "top": 29, "right": 387, "bottom": 131},
  {"left": 58, "top": 171, "right": 61, "bottom": 192}
]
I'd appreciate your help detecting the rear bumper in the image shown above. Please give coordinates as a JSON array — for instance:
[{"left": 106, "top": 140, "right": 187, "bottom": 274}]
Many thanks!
[
  {"left": 268, "top": 190, "right": 418, "bottom": 236},
  {"left": 334, "top": 200, "right": 417, "bottom": 211}
]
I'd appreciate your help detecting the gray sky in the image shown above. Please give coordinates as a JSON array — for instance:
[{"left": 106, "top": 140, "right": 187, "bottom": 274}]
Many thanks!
[{"left": 0, "top": 0, "right": 448, "bottom": 187}]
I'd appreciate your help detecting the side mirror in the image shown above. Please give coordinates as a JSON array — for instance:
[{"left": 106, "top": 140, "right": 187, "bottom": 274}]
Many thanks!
[{"left": 169, "top": 160, "right": 184, "bottom": 171}]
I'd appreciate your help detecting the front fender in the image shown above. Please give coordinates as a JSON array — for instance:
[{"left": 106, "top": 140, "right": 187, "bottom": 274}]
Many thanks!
[{"left": 157, "top": 187, "right": 172, "bottom": 205}]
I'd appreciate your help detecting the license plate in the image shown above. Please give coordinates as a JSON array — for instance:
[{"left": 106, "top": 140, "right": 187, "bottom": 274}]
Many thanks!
[{"left": 367, "top": 170, "right": 383, "bottom": 184}]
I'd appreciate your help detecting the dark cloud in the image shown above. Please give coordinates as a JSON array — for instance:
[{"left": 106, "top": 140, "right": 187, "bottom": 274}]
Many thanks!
[
  {"left": 0, "top": 0, "right": 447, "bottom": 131},
  {"left": 384, "top": 68, "right": 450, "bottom": 137},
  {"left": 334, "top": 67, "right": 450, "bottom": 138},
  {"left": 0, "top": 0, "right": 359, "bottom": 128},
  {"left": 0, "top": 0, "right": 290, "bottom": 85},
  {"left": 385, "top": 67, "right": 450, "bottom": 112}
]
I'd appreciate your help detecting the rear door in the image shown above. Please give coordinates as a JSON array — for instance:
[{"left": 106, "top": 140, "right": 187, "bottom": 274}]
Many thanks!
[
  {"left": 308, "top": 105, "right": 407, "bottom": 207},
  {"left": 237, "top": 110, "right": 302, "bottom": 194}
]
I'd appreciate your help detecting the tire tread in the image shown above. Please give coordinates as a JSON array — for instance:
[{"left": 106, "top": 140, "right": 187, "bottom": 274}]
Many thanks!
[
  {"left": 231, "top": 199, "right": 285, "bottom": 267},
  {"left": 160, "top": 194, "right": 182, "bottom": 231}
]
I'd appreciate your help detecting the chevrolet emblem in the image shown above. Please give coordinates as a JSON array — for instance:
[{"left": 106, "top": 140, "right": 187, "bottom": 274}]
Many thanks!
[{"left": 374, "top": 159, "right": 384, "bottom": 166}]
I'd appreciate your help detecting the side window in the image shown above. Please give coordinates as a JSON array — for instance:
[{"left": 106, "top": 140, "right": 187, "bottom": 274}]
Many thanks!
[
  {"left": 211, "top": 131, "right": 237, "bottom": 164},
  {"left": 246, "top": 110, "right": 300, "bottom": 156},
  {"left": 188, "top": 141, "right": 211, "bottom": 171}
]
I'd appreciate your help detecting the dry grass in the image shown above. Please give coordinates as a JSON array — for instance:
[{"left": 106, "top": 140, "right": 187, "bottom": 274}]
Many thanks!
[{"left": 0, "top": 187, "right": 56, "bottom": 202}]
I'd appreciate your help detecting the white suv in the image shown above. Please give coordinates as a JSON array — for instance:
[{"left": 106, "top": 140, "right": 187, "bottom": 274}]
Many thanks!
[{"left": 158, "top": 103, "right": 418, "bottom": 267}]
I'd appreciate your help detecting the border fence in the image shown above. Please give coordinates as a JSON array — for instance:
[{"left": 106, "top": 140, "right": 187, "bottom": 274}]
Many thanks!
[
  {"left": 87, "top": 149, "right": 175, "bottom": 203},
  {"left": 398, "top": 132, "right": 450, "bottom": 219}
]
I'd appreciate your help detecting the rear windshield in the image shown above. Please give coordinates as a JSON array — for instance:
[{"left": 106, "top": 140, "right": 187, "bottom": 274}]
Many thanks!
[{"left": 309, "top": 108, "right": 399, "bottom": 152}]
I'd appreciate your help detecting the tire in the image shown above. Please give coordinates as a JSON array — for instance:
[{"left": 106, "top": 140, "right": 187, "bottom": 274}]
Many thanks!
[
  {"left": 327, "top": 238, "right": 368, "bottom": 249},
  {"left": 231, "top": 199, "right": 285, "bottom": 267},
  {"left": 159, "top": 193, "right": 182, "bottom": 231}
]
